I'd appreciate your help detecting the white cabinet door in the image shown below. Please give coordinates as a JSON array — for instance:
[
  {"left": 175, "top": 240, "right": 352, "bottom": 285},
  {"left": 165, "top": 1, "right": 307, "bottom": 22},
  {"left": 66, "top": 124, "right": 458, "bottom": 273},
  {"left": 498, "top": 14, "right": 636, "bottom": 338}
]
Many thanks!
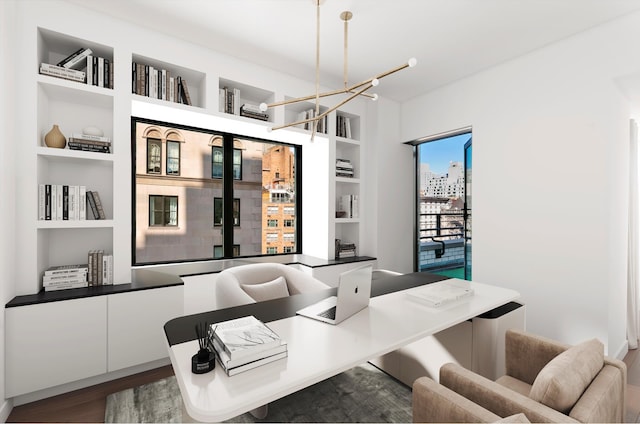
[
  {"left": 6, "top": 296, "right": 108, "bottom": 397},
  {"left": 107, "top": 286, "right": 184, "bottom": 371}
]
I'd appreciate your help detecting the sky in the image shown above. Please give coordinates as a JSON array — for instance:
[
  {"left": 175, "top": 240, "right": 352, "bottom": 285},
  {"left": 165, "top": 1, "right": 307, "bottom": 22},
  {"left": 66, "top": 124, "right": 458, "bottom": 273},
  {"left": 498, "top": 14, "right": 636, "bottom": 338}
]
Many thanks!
[{"left": 418, "top": 132, "right": 471, "bottom": 174}]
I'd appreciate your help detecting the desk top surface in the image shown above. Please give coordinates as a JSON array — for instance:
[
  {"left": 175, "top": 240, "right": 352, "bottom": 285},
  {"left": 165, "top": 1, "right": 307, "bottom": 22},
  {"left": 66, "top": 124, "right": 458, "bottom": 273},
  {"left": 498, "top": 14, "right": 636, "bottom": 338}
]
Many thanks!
[{"left": 166, "top": 274, "right": 520, "bottom": 422}]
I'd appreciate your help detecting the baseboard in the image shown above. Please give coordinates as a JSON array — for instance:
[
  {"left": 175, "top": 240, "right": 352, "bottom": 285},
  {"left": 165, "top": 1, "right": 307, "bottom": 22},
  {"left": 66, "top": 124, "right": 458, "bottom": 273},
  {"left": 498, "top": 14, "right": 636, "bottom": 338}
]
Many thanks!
[
  {"left": 11, "top": 357, "right": 170, "bottom": 406},
  {"left": 613, "top": 339, "right": 629, "bottom": 361},
  {"left": 0, "top": 398, "right": 14, "bottom": 422}
]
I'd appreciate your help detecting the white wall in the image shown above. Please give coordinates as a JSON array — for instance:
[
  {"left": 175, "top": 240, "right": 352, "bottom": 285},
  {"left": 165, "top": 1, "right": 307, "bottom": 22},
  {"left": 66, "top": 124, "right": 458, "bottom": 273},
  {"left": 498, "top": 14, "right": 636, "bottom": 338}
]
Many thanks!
[
  {"left": 365, "top": 97, "right": 414, "bottom": 273},
  {"left": 0, "top": 0, "right": 18, "bottom": 418},
  {"left": 398, "top": 11, "right": 640, "bottom": 355}
]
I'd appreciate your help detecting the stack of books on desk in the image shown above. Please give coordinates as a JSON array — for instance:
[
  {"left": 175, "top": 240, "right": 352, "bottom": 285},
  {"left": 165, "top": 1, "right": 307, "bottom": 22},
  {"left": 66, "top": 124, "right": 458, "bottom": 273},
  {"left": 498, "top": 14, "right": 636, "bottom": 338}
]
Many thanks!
[{"left": 210, "top": 315, "right": 287, "bottom": 376}]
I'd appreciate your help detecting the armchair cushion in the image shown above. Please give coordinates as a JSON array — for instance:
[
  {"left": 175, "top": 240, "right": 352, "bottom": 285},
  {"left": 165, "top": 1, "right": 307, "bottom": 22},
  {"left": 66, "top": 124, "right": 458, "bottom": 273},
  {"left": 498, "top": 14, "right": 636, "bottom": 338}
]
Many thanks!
[
  {"left": 529, "top": 338, "right": 603, "bottom": 413},
  {"left": 241, "top": 276, "right": 290, "bottom": 302}
]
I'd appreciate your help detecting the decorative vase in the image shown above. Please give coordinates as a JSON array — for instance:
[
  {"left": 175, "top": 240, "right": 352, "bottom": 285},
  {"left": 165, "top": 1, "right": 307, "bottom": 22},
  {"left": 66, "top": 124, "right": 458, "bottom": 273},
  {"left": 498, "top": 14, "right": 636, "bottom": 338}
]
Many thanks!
[{"left": 44, "top": 124, "right": 66, "bottom": 149}]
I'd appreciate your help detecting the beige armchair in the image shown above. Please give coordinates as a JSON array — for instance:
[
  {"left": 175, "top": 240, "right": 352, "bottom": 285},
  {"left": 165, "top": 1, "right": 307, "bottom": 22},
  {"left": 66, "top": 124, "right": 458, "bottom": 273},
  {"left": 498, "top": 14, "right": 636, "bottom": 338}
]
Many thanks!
[{"left": 413, "top": 329, "right": 627, "bottom": 423}]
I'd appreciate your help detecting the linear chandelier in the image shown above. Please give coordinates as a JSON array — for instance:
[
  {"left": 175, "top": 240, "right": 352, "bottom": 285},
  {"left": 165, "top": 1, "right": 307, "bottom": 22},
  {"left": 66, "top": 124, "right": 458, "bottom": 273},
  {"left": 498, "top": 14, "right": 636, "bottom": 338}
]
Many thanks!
[{"left": 259, "top": 0, "right": 417, "bottom": 137}]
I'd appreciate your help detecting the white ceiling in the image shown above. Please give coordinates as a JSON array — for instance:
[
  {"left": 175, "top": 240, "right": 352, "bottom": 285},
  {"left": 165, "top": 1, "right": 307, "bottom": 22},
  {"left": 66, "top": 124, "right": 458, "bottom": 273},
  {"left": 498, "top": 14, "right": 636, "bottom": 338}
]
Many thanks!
[{"left": 68, "top": 0, "right": 640, "bottom": 102}]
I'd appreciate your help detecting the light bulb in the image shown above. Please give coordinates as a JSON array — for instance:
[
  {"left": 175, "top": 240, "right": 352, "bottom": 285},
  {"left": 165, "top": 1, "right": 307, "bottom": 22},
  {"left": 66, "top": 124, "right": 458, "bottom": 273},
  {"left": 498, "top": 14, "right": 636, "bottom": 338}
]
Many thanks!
[
  {"left": 267, "top": 127, "right": 273, "bottom": 133},
  {"left": 408, "top": 57, "right": 417, "bottom": 68},
  {"left": 371, "top": 94, "right": 378, "bottom": 101},
  {"left": 259, "top": 102, "right": 268, "bottom": 112},
  {"left": 371, "top": 78, "right": 379, "bottom": 87}
]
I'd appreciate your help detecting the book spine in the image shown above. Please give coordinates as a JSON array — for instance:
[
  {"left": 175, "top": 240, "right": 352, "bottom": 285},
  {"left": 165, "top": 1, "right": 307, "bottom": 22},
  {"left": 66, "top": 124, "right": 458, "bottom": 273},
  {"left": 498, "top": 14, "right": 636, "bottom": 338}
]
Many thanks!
[
  {"left": 68, "top": 185, "right": 77, "bottom": 220},
  {"left": 56, "top": 47, "right": 85, "bottom": 67},
  {"left": 86, "top": 191, "right": 99, "bottom": 219},
  {"left": 63, "top": 48, "right": 92, "bottom": 69},
  {"left": 87, "top": 249, "right": 94, "bottom": 286},
  {"left": 98, "top": 57, "right": 104, "bottom": 88},
  {"left": 38, "top": 184, "right": 45, "bottom": 220},
  {"left": 96, "top": 250, "right": 104, "bottom": 285},
  {"left": 91, "top": 191, "right": 106, "bottom": 219},
  {"left": 70, "top": 134, "right": 111, "bottom": 142},
  {"left": 86, "top": 55, "right": 93, "bottom": 86},
  {"left": 51, "top": 184, "right": 57, "bottom": 220},
  {"left": 79, "top": 186, "right": 86, "bottom": 220},
  {"left": 62, "top": 185, "right": 69, "bottom": 220},
  {"left": 104, "top": 58, "right": 110, "bottom": 89},
  {"left": 56, "top": 184, "right": 63, "bottom": 220},
  {"left": 43, "top": 273, "right": 87, "bottom": 284},
  {"left": 132, "top": 62, "right": 137, "bottom": 94}
]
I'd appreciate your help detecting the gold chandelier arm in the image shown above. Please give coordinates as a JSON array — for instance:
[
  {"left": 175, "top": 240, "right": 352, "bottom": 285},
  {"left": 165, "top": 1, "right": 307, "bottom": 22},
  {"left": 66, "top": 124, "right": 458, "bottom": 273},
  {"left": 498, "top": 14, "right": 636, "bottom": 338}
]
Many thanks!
[{"left": 315, "top": 82, "right": 373, "bottom": 122}]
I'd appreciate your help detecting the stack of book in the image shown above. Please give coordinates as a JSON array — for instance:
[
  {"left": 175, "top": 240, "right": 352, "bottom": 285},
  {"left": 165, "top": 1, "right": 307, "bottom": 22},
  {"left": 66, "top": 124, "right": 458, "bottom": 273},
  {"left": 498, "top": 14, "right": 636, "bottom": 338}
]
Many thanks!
[
  {"left": 335, "top": 239, "right": 357, "bottom": 259},
  {"left": 40, "top": 47, "right": 113, "bottom": 89},
  {"left": 210, "top": 315, "right": 287, "bottom": 376},
  {"left": 220, "top": 87, "right": 241, "bottom": 116},
  {"left": 88, "top": 249, "right": 114, "bottom": 286},
  {"left": 338, "top": 194, "right": 359, "bottom": 218},
  {"left": 43, "top": 264, "right": 88, "bottom": 292},
  {"left": 132, "top": 62, "right": 192, "bottom": 105},
  {"left": 336, "top": 158, "right": 354, "bottom": 178},
  {"left": 38, "top": 186, "right": 105, "bottom": 220},
  {"left": 68, "top": 133, "right": 111, "bottom": 153},
  {"left": 240, "top": 103, "right": 269, "bottom": 121},
  {"left": 336, "top": 115, "right": 352, "bottom": 139},
  {"left": 297, "top": 108, "right": 328, "bottom": 134}
]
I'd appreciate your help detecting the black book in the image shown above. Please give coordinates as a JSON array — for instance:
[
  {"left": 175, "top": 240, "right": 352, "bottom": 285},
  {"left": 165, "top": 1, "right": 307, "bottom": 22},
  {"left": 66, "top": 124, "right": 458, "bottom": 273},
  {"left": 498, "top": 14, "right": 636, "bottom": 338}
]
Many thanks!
[
  {"left": 62, "top": 185, "right": 69, "bottom": 220},
  {"left": 86, "top": 191, "right": 100, "bottom": 219},
  {"left": 56, "top": 47, "right": 85, "bottom": 67},
  {"left": 45, "top": 184, "right": 52, "bottom": 220}
]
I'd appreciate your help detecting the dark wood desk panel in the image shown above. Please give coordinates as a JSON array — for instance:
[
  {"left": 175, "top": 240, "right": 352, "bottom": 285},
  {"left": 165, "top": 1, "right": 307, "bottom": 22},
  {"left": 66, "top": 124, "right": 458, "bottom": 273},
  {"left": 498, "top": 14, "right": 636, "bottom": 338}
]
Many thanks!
[{"left": 164, "top": 271, "right": 448, "bottom": 346}]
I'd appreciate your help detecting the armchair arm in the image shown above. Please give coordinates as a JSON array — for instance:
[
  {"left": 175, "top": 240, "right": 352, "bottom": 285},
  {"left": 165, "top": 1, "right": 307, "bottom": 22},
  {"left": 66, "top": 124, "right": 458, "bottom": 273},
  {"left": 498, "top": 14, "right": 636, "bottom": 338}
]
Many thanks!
[
  {"left": 504, "top": 329, "right": 568, "bottom": 384},
  {"left": 412, "top": 376, "right": 501, "bottom": 423},
  {"left": 440, "top": 363, "right": 578, "bottom": 423}
]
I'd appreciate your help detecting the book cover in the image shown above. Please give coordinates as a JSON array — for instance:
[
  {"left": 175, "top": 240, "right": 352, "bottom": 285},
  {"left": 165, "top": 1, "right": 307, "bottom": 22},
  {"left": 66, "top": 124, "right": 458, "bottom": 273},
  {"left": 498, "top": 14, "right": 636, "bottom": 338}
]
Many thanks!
[
  {"left": 406, "top": 280, "right": 474, "bottom": 308},
  {"left": 51, "top": 184, "right": 57, "bottom": 220},
  {"left": 39, "top": 184, "right": 45, "bottom": 220},
  {"left": 211, "top": 316, "right": 282, "bottom": 360},
  {"left": 212, "top": 337, "right": 287, "bottom": 370},
  {"left": 63, "top": 48, "right": 92, "bottom": 70},
  {"left": 44, "top": 263, "right": 89, "bottom": 275},
  {"left": 43, "top": 272, "right": 87, "bottom": 284},
  {"left": 56, "top": 47, "right": 85, "bottom": 67},
  {"left": 79, "top": 186, "right": 86, "bottom": 220},
  {"left": 181, "top": 78, "right": 192, "bottom": 106}
]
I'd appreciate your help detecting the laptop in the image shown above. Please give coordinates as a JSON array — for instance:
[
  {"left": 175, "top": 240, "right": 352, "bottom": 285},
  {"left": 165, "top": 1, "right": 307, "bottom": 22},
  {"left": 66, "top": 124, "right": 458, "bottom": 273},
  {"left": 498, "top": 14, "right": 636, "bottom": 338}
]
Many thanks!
[{"left": 296, "top": 264, "right": 373, "bottom": 325}]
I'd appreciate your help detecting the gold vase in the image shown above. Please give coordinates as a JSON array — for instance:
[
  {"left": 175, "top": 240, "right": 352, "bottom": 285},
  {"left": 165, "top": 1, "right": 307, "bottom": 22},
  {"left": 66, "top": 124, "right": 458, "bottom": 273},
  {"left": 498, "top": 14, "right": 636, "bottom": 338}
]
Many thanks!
[{"left": 44, "top": 124, "right": 66, "bottom": 149}]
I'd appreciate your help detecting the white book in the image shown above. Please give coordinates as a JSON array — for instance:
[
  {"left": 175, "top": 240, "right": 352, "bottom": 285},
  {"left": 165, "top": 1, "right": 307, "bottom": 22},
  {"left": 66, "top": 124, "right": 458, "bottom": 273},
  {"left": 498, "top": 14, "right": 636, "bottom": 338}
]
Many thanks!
[
  {"left": 406, "top": 280, "right": 474, "bottom": 308},
  {"left": 50, "top": 184, "right": 57, "bottom": 220},
  {"left": 148, "top": 66, "right": 155, "bottom": 98},
  {"left": 170, "top": 77, "right": 175, "bottom": 102},
  {"left": 38, "top": 184, "right": 45, "bottom": 220},
  {"left": 351, "top": 194, "right": 359, "bottom": 219},
  {"left": 86, "top": 55, "right": 93, "bottom": 86},
  {"left": 56, "top": 184, "right": 63, "bottom": 220},
  {"left": 43, "top": 272, "right": 87, "bottom": 284},
  {"left": 233, "top": 88, "right": 241, "bottom": 115},
  {"left": 63, "top": 48, "right": 92, "bottom": 69},
  {"left": 98, "top": 57, "right": 104, "bottom": 88},
  {"left": 211, "top": 316, "right": 282, "bottom": 360},
  {"left": 79, "top": 186, "right": 86, "bottom": 220},
  {"left": 161, "top": 69, "right": 167, "bottom": 100},
  {"left": 219, "top": 88, "right": 225, "bottom": 113}
]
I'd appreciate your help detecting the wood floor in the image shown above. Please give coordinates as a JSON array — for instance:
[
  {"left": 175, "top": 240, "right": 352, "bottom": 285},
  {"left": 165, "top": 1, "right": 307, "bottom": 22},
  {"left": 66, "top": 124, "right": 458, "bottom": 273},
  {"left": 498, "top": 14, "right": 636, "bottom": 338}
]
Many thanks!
[{"left": 7, "top": 351, "right": 640, "bottom": 423}]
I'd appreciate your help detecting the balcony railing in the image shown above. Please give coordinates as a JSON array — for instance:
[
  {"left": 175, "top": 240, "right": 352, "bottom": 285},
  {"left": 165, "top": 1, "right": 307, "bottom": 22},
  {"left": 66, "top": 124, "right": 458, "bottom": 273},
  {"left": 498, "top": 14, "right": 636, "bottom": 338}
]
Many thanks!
[{"left": 418, "top": 211, "right": 464, "bottom": 242}]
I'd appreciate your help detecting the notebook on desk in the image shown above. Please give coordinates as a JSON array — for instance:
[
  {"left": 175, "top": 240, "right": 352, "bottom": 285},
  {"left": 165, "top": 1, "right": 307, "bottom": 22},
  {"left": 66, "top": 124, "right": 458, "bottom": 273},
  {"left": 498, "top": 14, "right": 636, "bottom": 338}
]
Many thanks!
[
  {"left": 406, "top": 279, "right": 474, "bottom": 308},
  {"left": 296, "top": 264, "right": 373, "bottom": 325}
]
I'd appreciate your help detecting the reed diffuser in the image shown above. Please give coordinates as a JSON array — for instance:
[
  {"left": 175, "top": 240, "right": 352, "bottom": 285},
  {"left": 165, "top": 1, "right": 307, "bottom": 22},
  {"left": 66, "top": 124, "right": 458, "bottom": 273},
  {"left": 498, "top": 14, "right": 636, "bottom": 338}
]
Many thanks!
[{"left": 191, "top": 321, "right": 215, "bottom": 374}]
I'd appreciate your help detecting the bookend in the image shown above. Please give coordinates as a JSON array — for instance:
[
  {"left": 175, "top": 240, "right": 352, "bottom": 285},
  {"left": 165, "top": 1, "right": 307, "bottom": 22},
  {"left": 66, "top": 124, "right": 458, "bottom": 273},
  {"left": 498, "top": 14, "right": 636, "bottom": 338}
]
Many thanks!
[{"left": 192, "top": 321, "right": 215, "bottom": 374}]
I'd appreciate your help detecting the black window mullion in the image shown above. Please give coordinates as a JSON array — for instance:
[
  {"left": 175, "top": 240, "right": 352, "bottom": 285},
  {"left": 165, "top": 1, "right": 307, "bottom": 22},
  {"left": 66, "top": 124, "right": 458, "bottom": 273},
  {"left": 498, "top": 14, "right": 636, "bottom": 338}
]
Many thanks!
[{"left": 222, "top": 134, "right": 234, "bottom": 258}]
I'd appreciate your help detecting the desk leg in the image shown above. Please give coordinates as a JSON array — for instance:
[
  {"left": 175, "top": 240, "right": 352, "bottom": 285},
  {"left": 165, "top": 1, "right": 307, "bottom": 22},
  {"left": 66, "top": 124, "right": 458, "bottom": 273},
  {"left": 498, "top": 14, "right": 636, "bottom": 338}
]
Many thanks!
[
  {"left": 181, "top": 401, "right": 199, "bottom": 423},
  {"left": 250, "top": 404, "right": 269, "bottom": 419}
]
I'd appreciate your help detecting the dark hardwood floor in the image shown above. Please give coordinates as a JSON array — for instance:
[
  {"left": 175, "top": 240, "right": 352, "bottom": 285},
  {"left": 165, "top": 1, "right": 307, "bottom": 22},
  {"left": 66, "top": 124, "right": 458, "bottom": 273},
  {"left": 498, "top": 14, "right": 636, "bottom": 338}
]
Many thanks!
[
  {"left": 7, "top": 365, "right": 175, "bottom": 423},
  {"left": 7, "top": 350, "right": 640, "bottom": 423}
]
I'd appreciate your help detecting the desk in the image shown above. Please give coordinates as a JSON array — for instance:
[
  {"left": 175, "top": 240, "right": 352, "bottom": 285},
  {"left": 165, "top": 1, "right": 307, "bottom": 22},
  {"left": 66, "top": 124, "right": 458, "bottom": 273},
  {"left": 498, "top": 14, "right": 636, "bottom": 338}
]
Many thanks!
[{"left": 164, "top": 274, "right": 520, "bottom": 422}]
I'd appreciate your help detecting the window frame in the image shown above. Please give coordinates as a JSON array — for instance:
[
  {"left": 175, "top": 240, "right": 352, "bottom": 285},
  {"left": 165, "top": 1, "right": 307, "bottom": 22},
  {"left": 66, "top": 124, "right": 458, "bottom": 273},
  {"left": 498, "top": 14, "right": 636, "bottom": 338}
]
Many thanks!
[
  {"left": 149, "top": 195, "right": 178, "bottom": 227},
  {"left": 132, "top": 117, "right": 303, "bottom": 265},
  {"left": 166, "top": 140, "right": 180, "bottom": 176},
  {"left": 147, "top": 138, "right": 162, "bottom": 174}
]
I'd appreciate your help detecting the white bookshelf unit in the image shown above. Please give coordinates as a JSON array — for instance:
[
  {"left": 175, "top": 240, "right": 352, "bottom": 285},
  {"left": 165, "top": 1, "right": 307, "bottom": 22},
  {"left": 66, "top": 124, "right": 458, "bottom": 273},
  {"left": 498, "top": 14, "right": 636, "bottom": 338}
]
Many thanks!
[
  {"left": 218, "top": 77, "right": 275, "bottom": 123},
  {"left": 34, "top": 28, "right": 115, "bottom": 293}
]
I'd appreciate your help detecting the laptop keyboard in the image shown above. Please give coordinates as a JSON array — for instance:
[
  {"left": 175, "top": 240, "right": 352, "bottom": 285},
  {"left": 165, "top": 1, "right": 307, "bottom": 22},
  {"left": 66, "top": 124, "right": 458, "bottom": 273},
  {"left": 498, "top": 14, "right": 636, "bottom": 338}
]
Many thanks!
[{"left": 318, "top": 306, "right": 336, "bottom": 320}]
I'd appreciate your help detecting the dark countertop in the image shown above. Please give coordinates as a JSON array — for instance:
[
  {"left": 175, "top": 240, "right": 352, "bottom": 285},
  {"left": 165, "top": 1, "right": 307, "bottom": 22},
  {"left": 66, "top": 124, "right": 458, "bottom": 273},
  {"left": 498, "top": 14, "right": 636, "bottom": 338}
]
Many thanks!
[
  {"left": 5, "top": 255, "right": 376, "bottom": 308},
  {"left": 163, "top": 271, "right": 448, "bottom": 346}
]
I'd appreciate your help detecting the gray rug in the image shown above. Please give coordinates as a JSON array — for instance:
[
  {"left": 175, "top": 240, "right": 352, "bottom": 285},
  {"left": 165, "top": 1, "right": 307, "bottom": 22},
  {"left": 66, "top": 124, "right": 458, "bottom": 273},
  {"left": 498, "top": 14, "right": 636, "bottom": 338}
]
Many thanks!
[{"left": 105, "top": 362, "right": 412, "bottom": 423}]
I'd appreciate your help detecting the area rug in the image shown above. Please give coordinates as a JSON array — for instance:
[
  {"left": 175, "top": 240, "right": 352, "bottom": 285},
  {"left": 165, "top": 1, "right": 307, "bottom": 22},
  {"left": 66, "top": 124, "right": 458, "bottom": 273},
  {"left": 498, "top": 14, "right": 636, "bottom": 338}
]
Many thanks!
[{"left": 105, "top": 362, "right": 412, "bottom": 423}]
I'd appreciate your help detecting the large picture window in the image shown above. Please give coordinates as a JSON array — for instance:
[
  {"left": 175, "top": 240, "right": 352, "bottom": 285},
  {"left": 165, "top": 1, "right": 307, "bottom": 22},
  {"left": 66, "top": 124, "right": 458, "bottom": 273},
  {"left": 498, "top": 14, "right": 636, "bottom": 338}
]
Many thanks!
[{"left": 132, "top": 117, "right": 301, "bottom": 265}]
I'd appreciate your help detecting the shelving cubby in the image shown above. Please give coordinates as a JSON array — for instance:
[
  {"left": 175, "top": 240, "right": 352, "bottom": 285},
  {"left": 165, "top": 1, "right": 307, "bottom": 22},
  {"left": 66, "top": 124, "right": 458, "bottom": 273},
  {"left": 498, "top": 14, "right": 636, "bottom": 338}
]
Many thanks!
[
  {"left": 218, "top": 78, "right": 275, "bottom": 123},
  {"left": 132, "top": 53, "right": 206, "bottom": 108},
  {"left": 284, "top": 98, "right": 329, "bottom": 134},
  {"left": 37, "top": 27, "right": 114, "bottom": 89},
  {"left": 335, "top": 110, "right": 361, "bottom": 141}
]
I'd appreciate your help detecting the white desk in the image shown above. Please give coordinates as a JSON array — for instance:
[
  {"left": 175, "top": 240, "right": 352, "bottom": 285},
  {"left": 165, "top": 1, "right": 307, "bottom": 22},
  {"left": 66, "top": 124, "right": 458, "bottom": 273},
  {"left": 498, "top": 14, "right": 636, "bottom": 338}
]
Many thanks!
[{"left": 167, "top": 278, "right": 520, "bottom": 422}]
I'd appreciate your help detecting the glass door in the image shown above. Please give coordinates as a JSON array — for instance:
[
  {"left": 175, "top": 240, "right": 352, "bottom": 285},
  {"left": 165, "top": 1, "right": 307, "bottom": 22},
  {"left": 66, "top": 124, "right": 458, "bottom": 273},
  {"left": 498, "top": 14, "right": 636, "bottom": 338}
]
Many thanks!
[{"left": 464, "top": 138, "right": 472, "bottom": 280}]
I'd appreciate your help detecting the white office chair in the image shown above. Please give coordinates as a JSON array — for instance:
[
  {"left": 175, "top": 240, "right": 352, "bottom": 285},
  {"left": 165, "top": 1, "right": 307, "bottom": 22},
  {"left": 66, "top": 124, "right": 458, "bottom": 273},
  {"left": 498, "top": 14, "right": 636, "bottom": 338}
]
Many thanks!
[{"left": 215, "top": 262, "right": 330, "bottom": 308}]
